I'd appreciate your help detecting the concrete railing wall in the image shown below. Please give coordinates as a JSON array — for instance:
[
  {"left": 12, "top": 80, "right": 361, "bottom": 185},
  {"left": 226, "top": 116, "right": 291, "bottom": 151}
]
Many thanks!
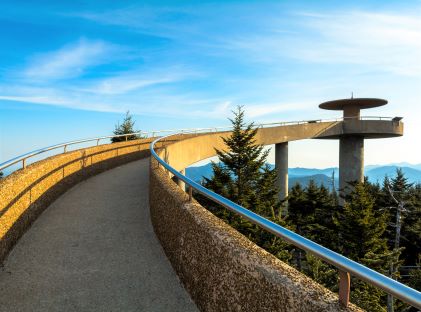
[
  {"left": 0, "top": 120, "right": 402, "bottom": 310},
  {"left": 149, "top": 131, "right": 362, "bottom": 311},
  {"left": 0, "top": 138, "right": 157, "bottom": 263}
]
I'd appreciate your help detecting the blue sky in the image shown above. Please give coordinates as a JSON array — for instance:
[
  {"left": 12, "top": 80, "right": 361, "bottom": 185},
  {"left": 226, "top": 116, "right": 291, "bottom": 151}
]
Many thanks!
[{"left": 1, "top": 0, "right": 420, "bottom": 168}]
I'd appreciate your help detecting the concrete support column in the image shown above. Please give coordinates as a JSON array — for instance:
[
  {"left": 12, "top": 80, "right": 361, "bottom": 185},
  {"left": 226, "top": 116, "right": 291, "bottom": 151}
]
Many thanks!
[
  {"left": 176, "top": 169, "right": 186, "bottom": 192},
  {"left": 339, "top": 136, "right": 364, "bottom": 194},
  {"left": 275, "top": 142, "right": 288, "bottom": 201},
  {"left": 343, "top": 105, "right": 361, "bottom": 119}
]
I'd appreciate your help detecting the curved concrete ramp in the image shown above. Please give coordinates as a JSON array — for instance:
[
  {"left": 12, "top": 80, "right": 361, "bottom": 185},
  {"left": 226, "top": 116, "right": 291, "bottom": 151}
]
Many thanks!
[{"left": 0, "top": 159, "right": 198, "bottom": 312}]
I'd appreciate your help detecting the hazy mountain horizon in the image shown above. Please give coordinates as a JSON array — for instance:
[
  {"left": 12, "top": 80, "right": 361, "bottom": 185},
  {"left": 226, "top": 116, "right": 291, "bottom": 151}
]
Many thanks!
[{"left": 186, "top": 162, "right": 421, "bottom": 189}]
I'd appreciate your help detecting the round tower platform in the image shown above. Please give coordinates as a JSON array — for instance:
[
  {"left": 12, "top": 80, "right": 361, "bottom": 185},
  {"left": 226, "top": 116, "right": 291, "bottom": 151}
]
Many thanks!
[
  {"left": 319, "top": 98, "right": 387, "bottom": 118},
  {"left": 318, "top": 97, "right": 399, "bottom": 202}
]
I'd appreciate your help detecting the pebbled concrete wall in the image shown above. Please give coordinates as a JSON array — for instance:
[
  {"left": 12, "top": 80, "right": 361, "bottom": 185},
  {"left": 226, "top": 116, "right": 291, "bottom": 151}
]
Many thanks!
[
  {"left": 149, "top": 157, "right": 362, "bottom": 312},
  {"left": 149, "top": 121, "right": 402, "bottom": 311},
  {"left": 0, "top": 138, "right": 155, "bottom": 263}
]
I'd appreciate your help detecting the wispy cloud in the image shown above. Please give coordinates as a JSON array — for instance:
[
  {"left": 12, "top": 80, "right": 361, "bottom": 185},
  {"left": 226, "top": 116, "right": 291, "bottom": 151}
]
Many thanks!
[
  {"left": 70, "top": 6, "right": 202, "bottom": 40},
  {"left": 79, "top": 67, "right": 198, "bottom": 95},
  {"left": 3, "top": 4, "right": 421, "bottom": 121},
  {"left": 86, "top": 76, "right": 174, "bottom": 95},
  {"left": 289, "top": 11, "right": 421, "bottom": 76},
  {"left": 74, "top": 5, "right": 421, "bottom": 78},
  {"left": 0, "top": 86, "right": 117, "bottom": 113},
  {"left": 223, "top": 10, "right": 421, "bottom": 76},
  {"left": 245, "top": 101, "right": 313, "bottom": 119},
  {"left": 0, "top": 84, "right": 231, "bottom": 118},
  {"left": 23, "top": 39, "right": 114, "bottom": 81}
]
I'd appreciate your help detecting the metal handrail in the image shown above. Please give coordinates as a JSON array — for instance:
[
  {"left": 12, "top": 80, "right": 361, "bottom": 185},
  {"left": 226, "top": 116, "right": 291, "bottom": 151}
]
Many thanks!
[
  {"left": 0, "top": 115, "right": 399, "bottom": 174},
  {"left": 150, "top": 129, "right": 420, "bottom": 310},
  {"left": 0, "top": 129, "right": 214, "bottom": 173}
]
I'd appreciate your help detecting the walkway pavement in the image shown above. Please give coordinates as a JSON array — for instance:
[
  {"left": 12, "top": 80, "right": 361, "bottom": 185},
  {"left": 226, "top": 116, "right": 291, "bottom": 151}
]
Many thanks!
[{"left": 0, "top": 159, "right": 198, "bottom": 312}]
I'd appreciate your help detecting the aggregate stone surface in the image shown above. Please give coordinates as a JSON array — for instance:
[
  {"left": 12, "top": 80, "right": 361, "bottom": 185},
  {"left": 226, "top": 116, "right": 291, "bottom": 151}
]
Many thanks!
[{"left": 0, "top": 158, "right": 198, "bottom": 312}]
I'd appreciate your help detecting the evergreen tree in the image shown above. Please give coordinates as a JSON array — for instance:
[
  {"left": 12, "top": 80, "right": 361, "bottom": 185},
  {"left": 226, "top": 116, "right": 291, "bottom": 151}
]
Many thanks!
[
  {"left": 408, "top": 254, "right": 421, "bottom": 291},
  {"left": 111, "top": 111, "right": 140, "bottom": 143},
  {"left": 288, "top": 181, "right": 337, "bottom": 244},
  {"left": 312, "top": 185, "right": 341, "bottom": 265},
  {"left": 199, "top": 106, "right": 290, "bottom": 262},
  {"left": 0, "top": 171, "right": 3, "bottom": 179},
  {"left": 336, "top": 183, "right": 389, "bottom": 262},
  {"left": 380, "top": 170, "right": 413, "bottom": 311},
  {"left": 364, "top": 178, "right": 382, "bottom": 209},
  {"left": 202, "top": 106, "right": 279, "bottom": 214},
  {"left": 335, "top": 182, "right": 392, "bottom": 311},
  {"left": 409, "top": 267, "right": 421, "bottom": 291},
  {"left": 380, "top": 170, "right": 412, "bottom": 242},
  {"left": 403, "top": 184, "right": 421, "bottom": 265},
  {"left": 196, "top": 108, "right": 419, "bottom": 311},
  {"left": 288, "top": 181, "right": 317, "bottom": 239},
  {"left": 304, "top": 253, "right": 337, "bottom": 289},
  {"left": 286, "top": 183, "right": 307, "bottom": 269},
  {"left": 287, "top": 181, "right": 338, "bottom": 285}
]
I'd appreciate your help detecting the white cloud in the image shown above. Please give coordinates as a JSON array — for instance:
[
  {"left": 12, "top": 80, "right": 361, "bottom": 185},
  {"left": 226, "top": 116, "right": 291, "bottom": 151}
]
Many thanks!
[
  {"left": 0, "top": 93, "right": 117, "bottom": 113},
  {"left": 87, "top": 77, "right": 173, "bottom": 95},
  {"left": 71, "top": 6, "right": 200, "bottom": 38},
  {"left": 0, "top": 84, "right": 232, "bottom": 119},
  {"left": 72, "top": 5, "right": 421, "bottom": 78},
  {"left": 230, "top": 10, "right": 421, "bottom": 77},
  {"left": 4, "top": 7, "right": 421, "bottom": 123},
  {"left": 79, "top": 68, "right": 197, "bottom": 95},
  {"left": 24, "top": 39, "right": 113, "bottom": 81},
  {"left": 0, "top": 95, "right": 69, "bottom": 106},
  {"left": 289, "top": 11, "right": 421, "bottom": 76},
  {"left": 244, "top": 102, "right": 313, "bottom": 118}
]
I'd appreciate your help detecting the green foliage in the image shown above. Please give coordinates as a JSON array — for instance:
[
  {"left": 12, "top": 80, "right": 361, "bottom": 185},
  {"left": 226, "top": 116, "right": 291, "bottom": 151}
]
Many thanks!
[
  {"left": 288, "top": 181, "right": 336, "bottom": 245},
  {"left": 397, "top": 255, "right": 421, "bottom": 311},
  {"left": 400, "top": 183, "right": 421, "bottom": 265},
  {"left": 408, "top": 266, "right": 421, "bottom": 291},
  {"left": 287, "top": 181, "right": 338, "bottom": 276},
  {"left": 111, "top": 111, "right": 140, "bottom": 143},
  {"left": 335, "top": 182, "right": 396, "bottom": 310},
  {"left": 379, "top": 170, "right": 411, "bottom": 242},
  {"left": 202, "top": 106, "right": 280, "bottom": 214},
  {"left": 403, "top": 220, "right": 421, "bottom": 269},
  {"left": 0, "top": 171, "right": 3, "bottom": 179},
  {"left": 335, "top": 183, "right": 389, "bottom": 262},
  {"left": 303, "top": 253, "right": 337, "bottom": 289},
  {"left": 199, "top": 106, "right": 290, "bottom": 262},
  {"left": 351, "top": 282, "right": 387, "bottom": 312},
  {"left": 197, "top": 107, "right": 419, "bottom": 311}
]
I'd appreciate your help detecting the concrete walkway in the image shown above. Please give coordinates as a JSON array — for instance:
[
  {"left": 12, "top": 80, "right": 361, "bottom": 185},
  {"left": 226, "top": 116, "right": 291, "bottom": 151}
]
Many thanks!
[{"left": 0, "top": 159, "right": 198, "bottom": 312}]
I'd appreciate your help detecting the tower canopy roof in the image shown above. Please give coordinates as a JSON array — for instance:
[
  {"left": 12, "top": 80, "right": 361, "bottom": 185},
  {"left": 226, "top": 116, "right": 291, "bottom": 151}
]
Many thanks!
[{"left": 319, "top": 98, "right": 387, "bottom": 111}]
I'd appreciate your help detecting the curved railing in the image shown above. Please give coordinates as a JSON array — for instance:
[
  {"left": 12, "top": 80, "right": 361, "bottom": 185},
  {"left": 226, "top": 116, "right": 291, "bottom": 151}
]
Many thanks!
[
  {"left": 0, "top": 116, "right": 399, "bottom": 175},
  {"left": 0, "top": 115, "right": 411, "bottom": 307},
  {"left": 0, "top": 129, "right": 215, "bottom": 174},
  {"left": 150, "top": 130, "right": 420, "bottom": 310}
]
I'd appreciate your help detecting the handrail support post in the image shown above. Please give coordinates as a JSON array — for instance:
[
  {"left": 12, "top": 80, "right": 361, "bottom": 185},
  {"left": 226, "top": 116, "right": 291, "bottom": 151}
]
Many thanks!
[{"left": 339, "top": 270, "right": 350, "bottom": 307}]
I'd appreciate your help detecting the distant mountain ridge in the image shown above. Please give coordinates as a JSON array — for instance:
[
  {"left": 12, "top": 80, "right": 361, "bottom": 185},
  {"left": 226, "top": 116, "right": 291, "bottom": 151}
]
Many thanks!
[
  {"left": 185, "top": 163, "right": 421, "bottom": 189},
  {"left": 365, "top": 166, "right": 421, "bottom": 184}
]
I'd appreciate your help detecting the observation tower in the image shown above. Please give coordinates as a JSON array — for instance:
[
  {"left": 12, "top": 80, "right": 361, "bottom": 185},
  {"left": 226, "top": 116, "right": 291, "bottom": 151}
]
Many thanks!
[{"left": 318, "top": 97, "right": 403, "bottom": 196}]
